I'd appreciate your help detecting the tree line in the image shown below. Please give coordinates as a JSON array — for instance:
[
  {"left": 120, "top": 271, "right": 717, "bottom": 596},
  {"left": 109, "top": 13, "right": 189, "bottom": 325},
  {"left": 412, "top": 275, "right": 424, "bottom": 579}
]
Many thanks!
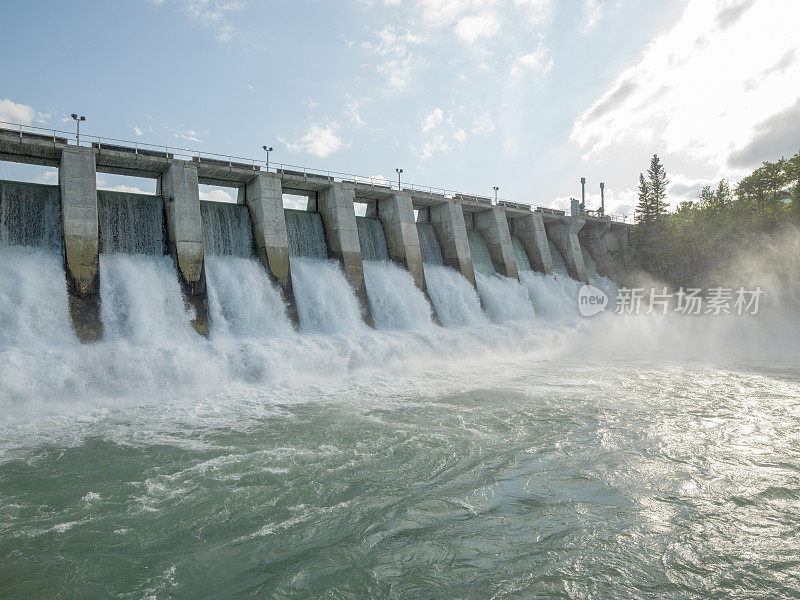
[{"left": 631, "top": 149, "right": 800, "bottom": 287}]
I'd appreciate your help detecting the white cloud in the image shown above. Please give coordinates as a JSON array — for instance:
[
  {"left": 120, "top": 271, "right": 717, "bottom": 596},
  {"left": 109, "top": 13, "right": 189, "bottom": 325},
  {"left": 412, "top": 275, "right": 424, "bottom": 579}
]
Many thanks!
[
  {"left": 509, "top": 42, "right": 554, "bottom": 84},
  {"left": 101, "top": 184, "right": 153, "bottom": 195},
  {"left": 0, "top": 99, "right": 36, "bottom": 125},
  {"left": 134, "top": 127, "right": 143, "bottom": 136},
  {"left": 363, "top": 26, "right": 425, "bottom": 91},
  {"left": 571, "top": 0, "right": 800, "bottom": 184},
  {"left": 169, "top": 126, "right": 203, "bottom": 144},
  {"left": 181, "top": 0, "right": 247, "bottom": 43},
  {"left": 471, "top": 112, "right": 495, "bottom": 134},
  {"left": 454, "top": 11, "right": 499, "bottom": 43},
  {"left": 35, "top": 170, "right": 58, "bottom": 184},
  {"left": 453, "top": 128, "right": 467, "bottom": 142},
  {"left": 419, "top": 135, "right": 452, "bottom": 159},
  {"left": 582, "top": 0, "right": 604, "bottom": 33},
  {"left": 422, "top": 108, "right": 444, "bottom": 131},
  {"left": 199, "top": 188, "right": 236, "bottom": 203},
  {"left": 346, "top": 99, "right": 366, "bottom": 126},
  {"left": 513, "top": 0, "right": 551, "bottom": 25},
  {"left": 281, "top": 123, "right": 344, "bottom": 158}
]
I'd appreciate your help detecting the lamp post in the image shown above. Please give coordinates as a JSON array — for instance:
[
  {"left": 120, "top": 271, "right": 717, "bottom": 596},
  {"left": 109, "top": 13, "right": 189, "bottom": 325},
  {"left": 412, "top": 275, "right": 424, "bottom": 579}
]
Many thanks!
[
  {"left": 262, "top": 145, "right": 273, "bottom": 171},
  {"left": 396, "top": 168, "right": 403, "bottom": 191},
  {"left": 600, "top": 182, "right": 605, "bottom": 216},
  {"left": 493, "top": 186, "right": 499, "bottom": 204},
  {"left": 580, "top": 177, "right": 586, "bottom": 214},
  {"left": 71, "top": 113, "right": 86, "bottom": 145}
]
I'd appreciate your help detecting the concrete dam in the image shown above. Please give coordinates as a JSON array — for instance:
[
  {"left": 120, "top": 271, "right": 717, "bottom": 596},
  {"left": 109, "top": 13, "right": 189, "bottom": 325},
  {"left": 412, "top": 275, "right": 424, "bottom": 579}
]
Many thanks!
[{"left": 0, "top": 128, "right": 630, "bottom": 341}]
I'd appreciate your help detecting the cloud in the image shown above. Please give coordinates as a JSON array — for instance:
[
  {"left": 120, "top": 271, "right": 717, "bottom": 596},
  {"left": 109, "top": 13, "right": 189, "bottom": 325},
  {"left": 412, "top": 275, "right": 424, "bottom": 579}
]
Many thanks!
[
  {"left": 134, "top": 127, "right": 143, "bottom": 136},
  {"left": 35, "top": 170, "right": 58, "bottom": 184},
  {"left": 362, "top": 26, "right": 425, "bottom": 91},
  {"left": 281, "top": 123, "right": 344, "bottom": 158},
  {"left": 571, "top": 0, "right": 800, "bottom": 182},
  {"left": 453, "top": 127, "right": 467, "bottom": 142},
  {"left": 509, "top": 42, "right": 554, "bottom": 84},
  {"left": 181, "top": 0, "right": 247, "bottom": 43},
  {"left": 454, "top": 11, "right": 499, "bottom": 43},
  {"left": 422, "top": 108, "right": 444, "bottom": 131},
  {"left": 513, "top": 0, "right": 552, "bottom": 26},
  {"left": 471, "top": 112, "right": 495, "bottom": 134},
  {"left": 715, "top": 0, "right": 755, "bottom": 30},
  {"left": 199, "top": 188, "right": 236, "bottom": 203},
  {"left": 582, "top": 0, "right": 603, "bottom": 33},
  {"left": 346, "top": 99, "right": 366, "bottom": 126},
  {"left": 168, "top": 126, "right": 203, "bottom": 144},
  {"left": 0, "top": 99, "right": 36, "bottom": 125},
  {"left": 101, "top": 184, "right": 153, "bottom": 195},
  {"left": 419, "top": 135, "right": 452, "bottom": 159},
  {"left": 728, "top": 98, "right": 800, "bottom": 167}
]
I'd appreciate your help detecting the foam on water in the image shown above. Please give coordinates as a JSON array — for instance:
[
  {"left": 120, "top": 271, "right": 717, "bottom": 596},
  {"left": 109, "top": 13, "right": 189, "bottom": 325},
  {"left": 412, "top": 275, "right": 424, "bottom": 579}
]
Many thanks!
[
  {"left": 291, "top": 256, "right": 365, "bottom": 333},
  {"left": 475, "top": 272, "right": 536, "bottom": 324},
  {"left": 363, "top": 260, "right": 432, "bottom": 330},
  {"left": 423, "top": 264, "right": 487, "bottom": 327},
  {"left": 519, "top": 270, "right": 582, "bottom": 322},
  {"left": 206, "top": 255, "right": 290, "bottom": 338}
]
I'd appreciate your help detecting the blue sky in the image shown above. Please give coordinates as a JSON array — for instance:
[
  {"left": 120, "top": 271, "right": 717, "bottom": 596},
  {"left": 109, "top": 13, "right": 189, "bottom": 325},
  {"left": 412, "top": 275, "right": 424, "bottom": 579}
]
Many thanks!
[{"left": 1, "top": 0, "right": 798, "bottom": 216}]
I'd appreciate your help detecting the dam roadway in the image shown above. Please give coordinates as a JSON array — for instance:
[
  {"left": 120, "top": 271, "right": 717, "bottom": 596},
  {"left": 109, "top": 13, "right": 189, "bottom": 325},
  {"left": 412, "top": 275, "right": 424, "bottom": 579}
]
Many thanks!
[{"left": 0, "top": 124, "right": 631, "bottom": 340}]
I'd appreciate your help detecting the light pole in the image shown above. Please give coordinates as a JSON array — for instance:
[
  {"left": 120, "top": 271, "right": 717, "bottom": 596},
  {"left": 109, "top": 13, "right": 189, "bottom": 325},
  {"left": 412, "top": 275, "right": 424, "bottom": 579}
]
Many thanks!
[
  {"left": 580, "top": 177, "right": 586, "bottom": 214},
  {"left": 493, "top": 186, "right": 499, "bottom": 204},
  {"left": 71, "top": 113, "right": 86, "bottom": 145},
  {"left": 600, "top": 182, "right": 605, "bottom": 216},
  {"left": 262, "top": 145, "right": 273, "bottom": 171},
  {"left": 396, "top": 168, "right": 403, "bottom": 191}
]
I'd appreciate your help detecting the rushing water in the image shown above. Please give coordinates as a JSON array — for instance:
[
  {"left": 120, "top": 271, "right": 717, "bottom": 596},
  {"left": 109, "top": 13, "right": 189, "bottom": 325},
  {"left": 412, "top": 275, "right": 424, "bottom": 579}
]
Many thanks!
[
  {"left": 201, "top": 201, "right": 253, "bottom": 257},
  {"left": 467, "top": 229, "right": 495, "bottom": 275},
  {"left": 550, "top": 239, "right": 569, "bottom": 277},
  {"left": 99, "top": 192, "right": 165, "bottom": 255},
  {"left": 2, "top": 187, "right": 800, "bottom": 599}
]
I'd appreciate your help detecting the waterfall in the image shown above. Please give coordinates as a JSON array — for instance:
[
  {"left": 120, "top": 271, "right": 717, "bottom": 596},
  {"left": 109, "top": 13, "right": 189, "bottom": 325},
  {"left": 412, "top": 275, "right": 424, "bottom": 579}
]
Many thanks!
[
  {"left": 98, "top": 191, "right": 164, "bottom": 255},
  {"left": 205, "top": 256, "right": 290, "bottom": 338},
  {"left": 356, "top": 217, "right": 390, "bottom": 262},
  {"left": 285, "top": 209, "right": 327, "bottom": 259},
  {"left": 467, "top": 229, "right": 535, "bottom": 323},
  {"left": 100, "top": 254, "right": 197, "bottom": 345},
  {"left": 0, "top": 248, "right": 74, "bottom": 348},
  {"left": 581, "top": 245, "right": 600, "bottom": 281},
  {"left": 548, "top": 240, "right": 569, "bottom": 277},
  {"left": 423, "top": 265, "right": 487, "bottom": 327},
  {"left": 466, "top": 229, "right": 495, "bottom": 275},
  {"left": 511, "top": 235, "right": 532, "bottom": 271},
  {"left": 363, "top": 261, "right": 432, "bottom": 330},
  {"left": 285, "top": 209, "right": 363, "bottom": 333},
  {"left": 0, "top": 181, "right": 62, "bottom": 251},
  {"left": 417, "top": 223, "right": 486, "bottom": 327},
  {"left": 417, "top": 222, "right": 443, "bottom": 266},
  {"left": 200, "top": 201, "right": 253, "bottom": 257},
  {"left": 519, "top": 271, "right": 581, "bottom": 322},
  {"left": 291, "top": 256, "right": 364, "bottom": 333}
]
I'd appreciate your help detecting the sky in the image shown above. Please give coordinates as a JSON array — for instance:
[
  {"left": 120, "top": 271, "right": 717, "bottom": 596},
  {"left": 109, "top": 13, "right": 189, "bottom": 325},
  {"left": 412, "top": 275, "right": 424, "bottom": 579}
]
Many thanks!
[{"left": 0, "top": 0, "right": 798, "bottom": 217}]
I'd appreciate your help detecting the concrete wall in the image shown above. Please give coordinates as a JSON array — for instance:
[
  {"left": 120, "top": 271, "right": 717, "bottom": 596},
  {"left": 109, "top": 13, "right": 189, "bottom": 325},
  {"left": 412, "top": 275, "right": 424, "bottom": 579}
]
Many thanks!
[
  {"left": 244, "top": 173, "right": 297, "bottom": 325},
  {"left": 157, "top": 162, "right": 209, "bottom": 336},
  {"left": 317, "top": 182, "right": 373, "bottom": 326},
  {"left": 370, "top": 192, "right": 426, "bottom": 291},
  {"left": 473, "top": 207, "right": 519, "bottom": 279},
  {"left": 581, "top": 221, "right": 631, "bottom": 281},
  {"left": 579, "top": 221, "right": 612, "bottom": 278},
  {"left": 59, "top": 148, "right": 101, "bottom": 342},
  {"left": 422, "top": 200, "right": 475, "bottom": 286},
  {"left": 545, "top": 216, "right": 589, "bottom": 283},
  {"left": 510, "top": 212, "right": 553, "bottom": 274}
]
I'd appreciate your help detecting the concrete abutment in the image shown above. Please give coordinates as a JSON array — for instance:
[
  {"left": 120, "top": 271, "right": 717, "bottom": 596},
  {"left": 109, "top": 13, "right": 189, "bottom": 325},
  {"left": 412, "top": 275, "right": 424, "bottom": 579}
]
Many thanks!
[
  {"left": 510, "top": 211, "right": 553, "bottom": 274},
  {"left": 473, "top": 206, "right": 519, "bottom": 280}
]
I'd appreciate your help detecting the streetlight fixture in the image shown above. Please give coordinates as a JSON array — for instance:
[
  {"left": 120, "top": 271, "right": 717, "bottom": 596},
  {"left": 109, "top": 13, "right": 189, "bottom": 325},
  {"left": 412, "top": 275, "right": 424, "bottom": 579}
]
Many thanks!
[
  {"left": 262, "top": 145, "right": 274, "bottom": 171},
  {"left": 396, "top": 168, "right": 403, "bottom": 190},
  {"left": 493, "top": 186, "right": 499, "bottom": 204},
  {"left": 71, "top": 113, "right": 86, "bottom": 145}
]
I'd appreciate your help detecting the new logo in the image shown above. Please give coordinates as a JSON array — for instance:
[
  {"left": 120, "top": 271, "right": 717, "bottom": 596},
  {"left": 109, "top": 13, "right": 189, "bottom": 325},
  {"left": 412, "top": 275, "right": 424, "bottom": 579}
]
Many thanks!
[{"left": 578, "top": 284, "right": 608, "bottom": 317}]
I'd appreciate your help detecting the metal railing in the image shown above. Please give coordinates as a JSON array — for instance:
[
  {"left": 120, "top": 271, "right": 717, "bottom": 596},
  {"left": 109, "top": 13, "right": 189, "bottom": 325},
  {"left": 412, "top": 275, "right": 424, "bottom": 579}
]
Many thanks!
[{"left": 0, "top": 119, "right": 633, "bottom": 222}]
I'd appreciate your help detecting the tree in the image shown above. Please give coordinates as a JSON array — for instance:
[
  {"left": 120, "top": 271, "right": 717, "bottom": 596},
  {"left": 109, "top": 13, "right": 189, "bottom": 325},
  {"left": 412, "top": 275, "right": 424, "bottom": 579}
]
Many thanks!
[
  {"left": 635, "top": 173, "right": 652, "bottom": 224},
  {"left": 647, "top": 154, "right": 669, "bottom": 218}
]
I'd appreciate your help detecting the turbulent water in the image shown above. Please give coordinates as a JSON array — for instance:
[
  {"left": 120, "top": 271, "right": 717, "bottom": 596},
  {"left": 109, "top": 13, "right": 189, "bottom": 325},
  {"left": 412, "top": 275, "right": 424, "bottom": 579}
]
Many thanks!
[
  {"left": 363, "top": 260, "right": 433, "bottom": 330},
  {"left": 2, "top": 200, "right": 800, "bottom": 599},
  {"left": 549, "top": 239, "right": 569, "bottom": 277},
  {"left": 98, "top": 192, "right": 165, "bottom": 255}
]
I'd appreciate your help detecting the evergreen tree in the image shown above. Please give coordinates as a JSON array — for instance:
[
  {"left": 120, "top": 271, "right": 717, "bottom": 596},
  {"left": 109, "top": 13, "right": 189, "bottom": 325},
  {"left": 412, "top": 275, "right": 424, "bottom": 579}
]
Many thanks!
[
  {"left": 647, "top": 154, "right": 669, "bottom": 218},
  {"left": 635, "top": 173, "right": 651, "bottom": 224}
]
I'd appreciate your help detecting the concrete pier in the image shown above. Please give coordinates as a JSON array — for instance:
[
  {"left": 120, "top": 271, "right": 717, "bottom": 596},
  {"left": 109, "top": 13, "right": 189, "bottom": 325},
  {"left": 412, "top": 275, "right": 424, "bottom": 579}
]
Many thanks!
[
  {"left": 366, "top": 192, "right": 426, "bottom": 291},
  {"left": 509, "top": 212, "right": 553, "bottom": 274},
  {"left": 545, "top": 216, "right": 588, "bottom": 283},
  {"left": 317, "top": 182, "right": 373, "bottom": 326},
  {"left": 421, "top": 200, "right": 475, "bottom": 286},
  {"left": 473, "top": 206, "right": 519, "bottom": 279},
  {"left": 581, "top": 220, "right": 630, "bottom": 281},
  {"left": 579, "top": 220, "right": 612, "bottom": 278},
  {"left": 157, "top": 163, "right": 209, "bottom": 336},
  {"left": 244, "top": 173, "right": 297, "bottom": 324},
  {"left": 59, "top": 148, "right": 101, "bottom": 342}
]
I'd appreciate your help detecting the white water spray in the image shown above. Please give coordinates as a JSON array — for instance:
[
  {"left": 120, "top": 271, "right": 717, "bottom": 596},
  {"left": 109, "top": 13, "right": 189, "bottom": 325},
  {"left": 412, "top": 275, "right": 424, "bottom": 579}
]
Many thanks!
[
  {"left": 475, "top": 272, "right": 536, "bottom": 323},
  {"left": 363, "top": 261, "right": 432, "bottom": 330},
  {"left": 424, "top": 265, "right": 487, "bottom": 327},
  {"left": 291, "top": 257, "right": 365, "bottom": 334}
]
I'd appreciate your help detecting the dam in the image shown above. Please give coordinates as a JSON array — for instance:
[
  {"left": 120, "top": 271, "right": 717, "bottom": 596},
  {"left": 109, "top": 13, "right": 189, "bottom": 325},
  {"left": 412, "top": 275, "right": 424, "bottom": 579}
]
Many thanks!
[{"left": 0, "top": 125, "right": 631, "bottom": 341}]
